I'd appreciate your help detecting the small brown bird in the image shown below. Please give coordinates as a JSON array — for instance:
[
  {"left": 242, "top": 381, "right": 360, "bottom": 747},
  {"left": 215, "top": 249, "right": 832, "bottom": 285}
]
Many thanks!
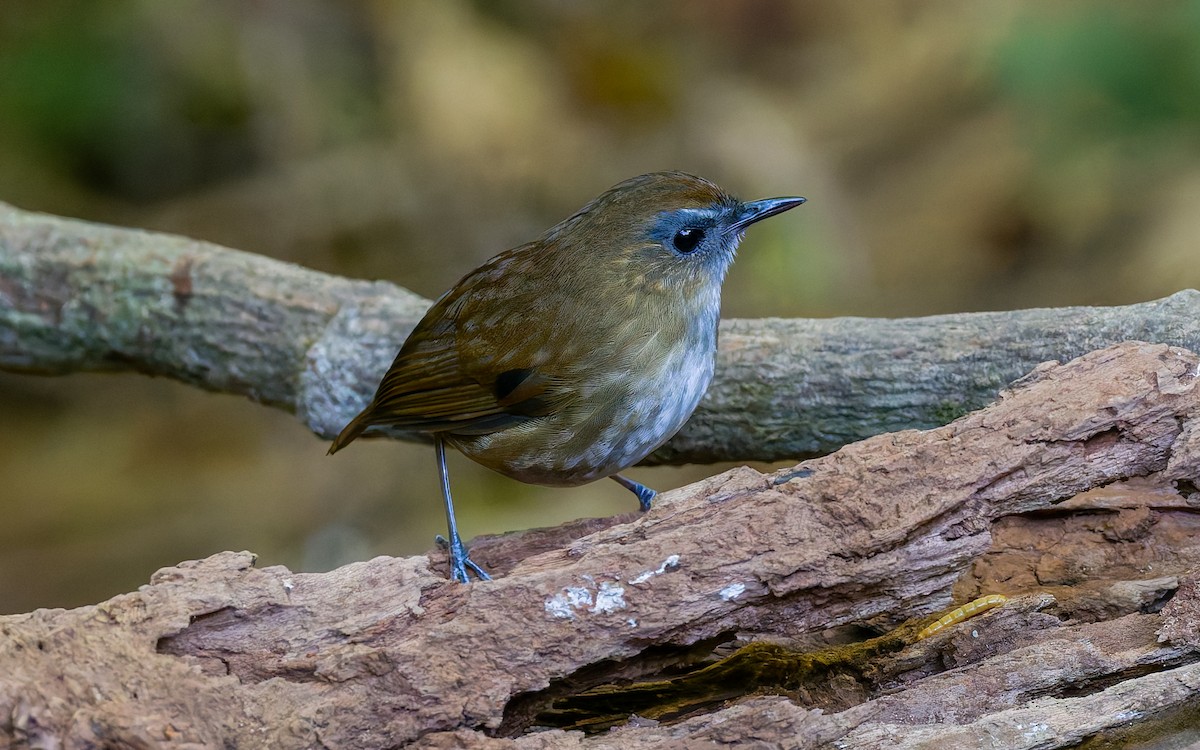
[{"left": 329, "top": 172, "right": 804, "bottom": 582}]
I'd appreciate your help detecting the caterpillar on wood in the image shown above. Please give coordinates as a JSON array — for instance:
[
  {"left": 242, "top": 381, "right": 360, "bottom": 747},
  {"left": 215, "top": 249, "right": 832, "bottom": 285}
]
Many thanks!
[{"left": 916, "top": 594, "right": 1008, "bottom": 640}]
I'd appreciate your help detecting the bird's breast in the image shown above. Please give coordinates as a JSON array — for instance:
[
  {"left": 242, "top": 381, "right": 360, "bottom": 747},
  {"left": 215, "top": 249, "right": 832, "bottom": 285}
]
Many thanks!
[{"left": 450, "top": 327, "right": 716, "bottom": 486}]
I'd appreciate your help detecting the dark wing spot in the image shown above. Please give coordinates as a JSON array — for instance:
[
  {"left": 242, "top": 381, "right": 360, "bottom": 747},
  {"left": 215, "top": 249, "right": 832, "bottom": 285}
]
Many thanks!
[
  {"left": 493, "top": 367, "right": 556, "bottom": 417},
  {"left": 495, "top": 368, "right": 536, "bottom": 402}
]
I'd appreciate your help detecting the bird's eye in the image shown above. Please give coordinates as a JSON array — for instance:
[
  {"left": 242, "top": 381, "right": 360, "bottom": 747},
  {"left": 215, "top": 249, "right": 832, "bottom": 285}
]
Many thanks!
[{"left": 672, "top": 228, "right": 704, "bottom": 253}]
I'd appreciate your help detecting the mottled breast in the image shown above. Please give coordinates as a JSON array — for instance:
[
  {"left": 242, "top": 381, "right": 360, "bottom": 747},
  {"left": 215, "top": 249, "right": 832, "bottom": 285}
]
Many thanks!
[{"left": 449, "top": 321, "right": 717, "bottom": 486}]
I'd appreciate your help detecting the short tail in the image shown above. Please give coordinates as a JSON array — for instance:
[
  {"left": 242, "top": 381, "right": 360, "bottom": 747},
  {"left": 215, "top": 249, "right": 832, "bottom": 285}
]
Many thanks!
[{"left": 327, "top": 409, "right": 374, "bottom": 455}]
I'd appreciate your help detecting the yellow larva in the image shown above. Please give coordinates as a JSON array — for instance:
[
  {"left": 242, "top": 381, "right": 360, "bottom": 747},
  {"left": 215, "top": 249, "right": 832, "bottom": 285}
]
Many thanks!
[{"left": 917, "top": 594, "right": 1008, "bottom": 640}]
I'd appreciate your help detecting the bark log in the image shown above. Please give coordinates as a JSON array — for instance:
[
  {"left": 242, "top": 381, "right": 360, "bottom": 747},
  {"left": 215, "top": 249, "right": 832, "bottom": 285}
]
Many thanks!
[
  {"left": 5, "top": 201, "right": 1200, "bottom": 462},
  {"left": 3, "top": 341, "right": 1199, "bottom": 748}
]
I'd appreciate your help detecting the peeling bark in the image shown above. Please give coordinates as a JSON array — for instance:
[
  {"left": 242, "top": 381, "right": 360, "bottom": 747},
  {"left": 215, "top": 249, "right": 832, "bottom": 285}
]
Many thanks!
[{"left": 3, "top": 342, "right": 1200, "bottom": 748}]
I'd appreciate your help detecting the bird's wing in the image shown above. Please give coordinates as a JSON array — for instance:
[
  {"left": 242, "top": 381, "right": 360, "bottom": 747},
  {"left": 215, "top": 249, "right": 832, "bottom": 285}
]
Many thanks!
[{"left": 345, "top": 248, "right": 571, "bottom": 439}]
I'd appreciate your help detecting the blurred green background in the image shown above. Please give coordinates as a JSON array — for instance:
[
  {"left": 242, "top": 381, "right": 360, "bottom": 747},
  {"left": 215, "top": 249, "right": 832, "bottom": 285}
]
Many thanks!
[{"left": 3, "top": 0, "right": 1200, "bottom": 614}]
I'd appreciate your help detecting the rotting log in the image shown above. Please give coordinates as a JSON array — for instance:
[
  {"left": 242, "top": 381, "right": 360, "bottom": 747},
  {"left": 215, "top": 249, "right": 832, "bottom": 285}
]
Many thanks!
[
  {"left": 3, "top": 341, "right": 1200, "bottom": 748},
  {"left": 5, "top": 201, "right": 1200, "bottom": 461}
]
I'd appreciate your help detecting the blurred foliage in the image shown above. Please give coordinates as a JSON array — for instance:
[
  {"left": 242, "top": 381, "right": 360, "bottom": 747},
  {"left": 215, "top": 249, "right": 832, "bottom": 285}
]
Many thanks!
[
  {"left": 2, "top": 0, "right": 1200, "bottom": 613},
  {"left": 997, "top": 4, "right": 1200, "bottom": 144},
  {"left": 0, "top": 2, "right": 252, "bottom": 199}
]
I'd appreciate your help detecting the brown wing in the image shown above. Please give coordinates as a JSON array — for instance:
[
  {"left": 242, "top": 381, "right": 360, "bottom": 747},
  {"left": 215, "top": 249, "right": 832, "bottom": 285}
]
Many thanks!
[{"left": 328, "top": 246, "right": 570, "bottom": 453}]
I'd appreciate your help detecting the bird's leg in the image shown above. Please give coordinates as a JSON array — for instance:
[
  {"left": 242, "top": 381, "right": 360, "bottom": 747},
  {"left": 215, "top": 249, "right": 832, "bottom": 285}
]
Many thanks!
[
  {"left": 435, "top": 436, "right": 491, "bottom": 583},
  {"left": 612, "top": 474, "right": 656, "bottom": 512}
]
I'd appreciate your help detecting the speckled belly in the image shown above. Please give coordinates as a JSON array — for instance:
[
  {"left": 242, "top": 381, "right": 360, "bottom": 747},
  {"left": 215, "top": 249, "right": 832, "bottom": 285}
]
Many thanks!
[{"left": 450, "top": 344, "right": 715, "bottom": 486}]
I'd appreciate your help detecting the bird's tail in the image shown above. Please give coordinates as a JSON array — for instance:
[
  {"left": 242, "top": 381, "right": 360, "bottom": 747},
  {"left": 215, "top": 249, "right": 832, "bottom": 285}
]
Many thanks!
[{"left": 327, "top": 409, "right": 373, "bottom": 455}]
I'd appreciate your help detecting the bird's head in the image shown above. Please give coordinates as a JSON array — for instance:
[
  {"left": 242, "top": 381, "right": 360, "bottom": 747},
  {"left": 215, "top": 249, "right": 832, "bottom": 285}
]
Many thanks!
[{"left": 543, "top": 172, "right": 805, "bottom": 305}]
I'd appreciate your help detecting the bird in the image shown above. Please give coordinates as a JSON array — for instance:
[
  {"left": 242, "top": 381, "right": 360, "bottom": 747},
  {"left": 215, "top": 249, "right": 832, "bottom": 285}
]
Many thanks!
[{"left": 328, "top": 172, "right": 805, "bottom": 582}]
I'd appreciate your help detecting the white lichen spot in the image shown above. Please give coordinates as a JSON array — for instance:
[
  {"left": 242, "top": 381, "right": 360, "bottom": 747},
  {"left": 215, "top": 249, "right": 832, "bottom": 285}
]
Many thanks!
[
  {"left": 629, "top": 554, "right": 682, "bottom": 584},
  {"left": 1022, "top": 722, "right": 1050, "bottom": 740},
  {"left": 545, "top": 586, "right": 593, "bottom": 619},
  {"left": 629, "top": 570, "right": 654, "bottom": 585},
  {"left": 546, "top": 578, "right": 630, "bottom": 619},
  {"left": 589, "top": 582, "right": 627, "bottom": 614},
  {"left": 546, "top": 581, "right": 629, "bottom": 619},
  {"left": 565, "top": 586, "right": 593, "bottom": 609},
  {"left": 544, "top": 594, "right": 576, "bottom": 620},
  {"left": 719, "top": 582, "right": 747, "bottom": 601}
]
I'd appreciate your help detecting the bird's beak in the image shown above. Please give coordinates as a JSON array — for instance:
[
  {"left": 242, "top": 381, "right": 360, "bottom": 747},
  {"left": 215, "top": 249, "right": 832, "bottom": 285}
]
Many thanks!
[{"left": 731, "top": 196, "right": 806, "bottom": 232}]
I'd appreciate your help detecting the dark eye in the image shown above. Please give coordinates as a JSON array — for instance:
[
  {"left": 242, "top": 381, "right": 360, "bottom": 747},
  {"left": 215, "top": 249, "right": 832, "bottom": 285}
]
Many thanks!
[{"left": 672, "top": 228, "right": 704, "bottom": 253}]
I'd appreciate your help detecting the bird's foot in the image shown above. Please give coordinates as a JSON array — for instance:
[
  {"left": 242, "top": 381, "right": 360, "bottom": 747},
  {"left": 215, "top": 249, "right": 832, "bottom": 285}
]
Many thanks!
[
  {"left": 612, "top": 474, "right": 657, "bottom": 511},
  {"left": 633, "top": 484, "right": 656, "bottom": 512},
  {"left": 434, "top": 534, "right": 492, "bottom": 582}
]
